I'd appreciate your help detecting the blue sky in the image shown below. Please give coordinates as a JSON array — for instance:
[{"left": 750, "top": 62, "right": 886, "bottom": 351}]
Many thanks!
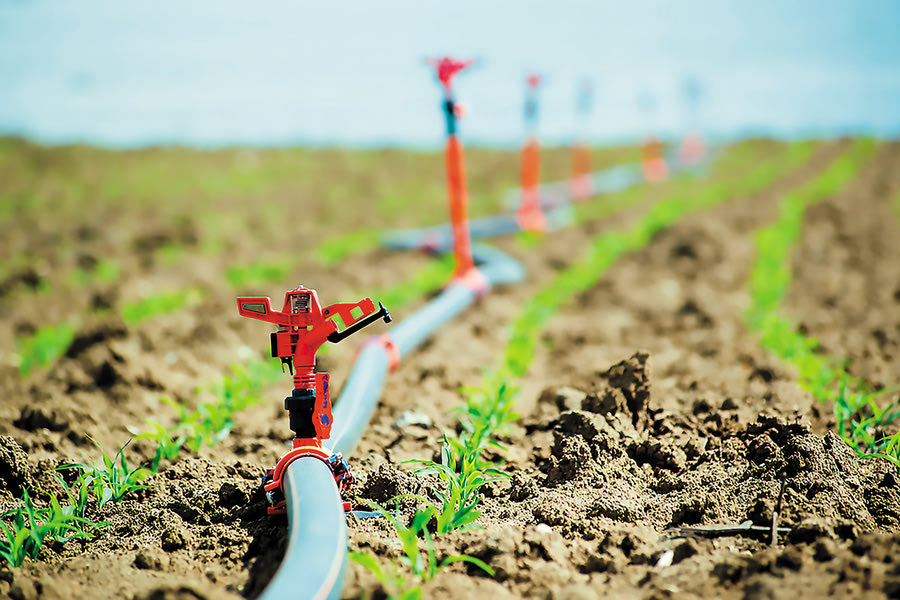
[{"left": 1, "top": 1, "right": 898, "bottom": 147}]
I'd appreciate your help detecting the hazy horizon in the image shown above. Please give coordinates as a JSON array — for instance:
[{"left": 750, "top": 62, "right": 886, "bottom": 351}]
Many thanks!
[{"left": 2, "top": 1, "right": 898, "bottom": 148}]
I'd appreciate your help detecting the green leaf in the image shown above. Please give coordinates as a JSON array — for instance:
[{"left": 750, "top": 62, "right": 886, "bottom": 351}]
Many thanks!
[
  {"left": 439, "top": 554, "right": 495, "bottom": 576},
  {"left": 348, "top": 551, "right": 388, "bottom": 584}
]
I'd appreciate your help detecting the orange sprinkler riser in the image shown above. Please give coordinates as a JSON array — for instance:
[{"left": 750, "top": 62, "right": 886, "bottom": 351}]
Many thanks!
[
  {"left": 445, "top": 134, "right": 477, "bottom": 277},
  {"left": 679, "top": 132, "right": 705, "bottom": 165},
  {"left": 427, "top": 55, "right": 482, "bottom": 283},
  {"left": 642, "top": 137, "right": 669, "bottom": 182},
  {"left": 518, "top": 136, "right": 546, "bottom": 232},
  {"left": 570, "top": 143, "right": 593, "bottom": 200},
  {"left": 518, "top": 73, "right": 546, "bottom": 232}
]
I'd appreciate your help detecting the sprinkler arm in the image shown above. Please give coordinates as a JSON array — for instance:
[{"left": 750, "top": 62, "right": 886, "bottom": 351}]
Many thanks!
[
  {"left": 327, "top": 302, "right": 391, "bottom": 343},
  {"left": 425, "top": 56, "right": 475, "bottom": 93},
  {"left": 237, "top": 288, "right": 391, "bottom": 384}
]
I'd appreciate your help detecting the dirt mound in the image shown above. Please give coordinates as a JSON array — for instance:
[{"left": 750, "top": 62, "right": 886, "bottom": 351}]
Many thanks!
[{"left": 348, "top": 349, "right": 900, "bottom": 599}]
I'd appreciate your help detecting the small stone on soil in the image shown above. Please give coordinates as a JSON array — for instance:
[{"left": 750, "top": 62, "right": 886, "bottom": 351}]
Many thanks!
[
  {"left": 134, "top": 548, "right": 170, "bottom": 571},
  {"left": 392, "top": 410, "right": 432, "bottom": 429}
]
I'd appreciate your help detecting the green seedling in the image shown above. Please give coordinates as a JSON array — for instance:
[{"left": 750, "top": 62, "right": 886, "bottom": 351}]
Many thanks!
[
  {"left": 121, "top": 288, "right": 204, "bottom": 325},
  {"left": 0, "top": 489, "right": 93, "bottom": 567},
  {"left": 16, "top": 322, "right": 76, "bottom": 377},
  {"left": 834, "top": 384, "right": 900, "bottom": 457},
  {"left": 452, "top": 376, "right": 520, "bottom": 465},
  {"left": 60, "top": 438, "right": 151, "bottom": 508},
  {"left": 51, "top": 471, "right": 94, "bottom": 522},
  {"left": 156, "top": 243, "right": 185, "bottom": 267},
  {"left": 68, "top": 259, "right": 121, "bottom": 288},
  {"left": 317, "top": 230, "right": 380, "bottom": 265},
  {"left": 93, "top": 259, "right": 121, "bottom": 284},
  {"left": 350, "top": 500, "right": 493, "bottom": 600},
  {"left": 134, "top": 416, "right": 189, "bottom": 472},
  {"left": 225, "top": 259, "right": 292, "bottom": 289},
  {"left": 136, "top": 358, "right": 284, "bottom": 468},
  {"left": 403, "top": 437, "right": 507, "bottom": 534}
]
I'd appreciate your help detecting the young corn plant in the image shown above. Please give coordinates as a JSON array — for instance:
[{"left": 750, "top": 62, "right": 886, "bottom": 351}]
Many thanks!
[
  {"left": 317, "top": 230, "right": 380, "bottom": 266},
  {"left": 834, "top": 384, "right": 900, "bottom": 459},
  {"left": 0, "top": 489, "right": 94, "bottom": 567},
  {"left": 450, "top": 375, "right": 520, "bottom": 469},
  {"left": 121, "top": 288, "right": 204, "bottom": 325},
  {"left": 50, "top": 469, "right": 111, "bottom": 537},
  {"left": 59, "top": 439, "right": 151, "bottom": 508},
  {"left": 349, "top": 500, "right": 492, "bottom": 600},
  {"left": 15, "top": 322, "right": 76, "bottom": 377},
  {"left": 403, "top": 437, "right": 507, "bottom": 534},
  {"left": 135, "top": 358, "right": 283, "bottom": 470},
  {"left": 135, "top": 414, "right": 189, "bottom": 472},
  {"left": 225, "top": 259, "right": 291, "bottom": 289}
]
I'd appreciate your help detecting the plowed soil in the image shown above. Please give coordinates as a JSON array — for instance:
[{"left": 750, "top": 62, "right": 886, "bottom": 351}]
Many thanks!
[{"left": 1, "top": 138, "right": 899, "bottom": 600}]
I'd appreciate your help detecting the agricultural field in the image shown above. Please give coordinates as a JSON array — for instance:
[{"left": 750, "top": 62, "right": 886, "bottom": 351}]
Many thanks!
[{"left": 1, "top": 136, "right": 899, "bottom": 600}]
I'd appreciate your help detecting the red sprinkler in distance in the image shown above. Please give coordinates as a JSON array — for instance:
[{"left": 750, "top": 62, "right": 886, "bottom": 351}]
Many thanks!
[
  {"left": 642, "top": 136, "right": 668, "bottom": 182},
  {"left": 570, "top": 79, "right": 594, "bottom": 201},
  {"left": 425, "top": 56, "right": 486, "bottom": 291},
  {"left": 518, "top": 73, "right": 546, "bottom": 232},
  {"left": 637, "top": 90, "right": 668, "bottom": 182},
  {"left": 678, "top": 76, "right": 705, "bottom": 165},
  {"left": 237, "top": 286, "right": 391, "bottom": 514}
]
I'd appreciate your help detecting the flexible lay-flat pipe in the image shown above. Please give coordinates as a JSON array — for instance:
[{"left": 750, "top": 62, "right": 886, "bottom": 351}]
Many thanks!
[
  {"left": 384, "top": 160, "right": 651, "bottom": 248},
  {"left": 502, "top": 147, "right": 708, "bottom": 211},
  {"left": 382, "top": 207, "right": 572, "bottom": 250},
  {"left": 264, "top": 458, "right": 348, "bottom": 600}
]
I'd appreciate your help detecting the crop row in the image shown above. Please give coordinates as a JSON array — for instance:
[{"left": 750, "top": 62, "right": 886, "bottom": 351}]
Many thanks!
[{"left": 745, "top": 139, "right": 900, "bottom": 466}]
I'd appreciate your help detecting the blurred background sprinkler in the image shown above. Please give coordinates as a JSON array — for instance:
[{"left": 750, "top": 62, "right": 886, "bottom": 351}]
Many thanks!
[
  {"left": 679, "top": 76, "right": 706, "bottom": 166},
  {"left": 638, "top": 89, "right": 669, "bottom": 182},
  {"left": 570, "top": 78, "right": 594, "bottom": 201},
  {"left": 517, "top": 73, "right": 546, "bottom": 233},
  {"left": 425, "top": 56, "right": 487, "bottom": 291}
]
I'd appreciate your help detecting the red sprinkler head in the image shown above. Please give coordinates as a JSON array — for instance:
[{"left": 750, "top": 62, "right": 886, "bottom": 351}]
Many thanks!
[
  {"left": 526, "top": 73, "right": 542, "bottom": 90},
  {"left": 237, "top": 286, "right": 391, "bottom": 442},
  {"left": 425, "top": 56, "right": 474, "bottom": 93},
  {"left": 238, "top": 285, "right": 392, "bottom": 515}
]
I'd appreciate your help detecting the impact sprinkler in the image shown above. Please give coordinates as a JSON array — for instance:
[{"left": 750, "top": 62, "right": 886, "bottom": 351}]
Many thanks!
[
  {"left": 425, "top": 56, "right": 486, "bottom": 291},
  {"left": 642, "top": 136, "right": 668, "bottom": 182},
  {"left": 518, "top": 73, "right": 546, "bottom": 232},
  {"left": 237, "top": 286, "right": 391, "bottom": 514},
  {"left": 637, "top": 90, "right": 668, "bottom": 182},
  {"left": 570, "top": 78, "right": 594, "bottom": 201},
  {"left": 678, "top": 76, "right": 705, "bottom": 165}
]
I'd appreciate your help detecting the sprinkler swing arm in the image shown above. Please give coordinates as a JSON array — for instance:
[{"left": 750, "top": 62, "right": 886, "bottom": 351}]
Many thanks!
[{"left": 237, "top": 286, "right": 391, "bottom": 514}]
